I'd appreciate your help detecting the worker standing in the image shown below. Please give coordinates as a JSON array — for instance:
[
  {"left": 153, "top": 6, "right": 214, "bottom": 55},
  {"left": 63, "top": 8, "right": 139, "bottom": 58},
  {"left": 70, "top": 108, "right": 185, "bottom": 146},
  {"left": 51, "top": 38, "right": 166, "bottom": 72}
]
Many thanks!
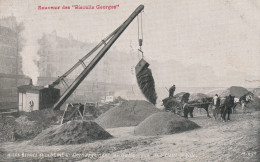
[
  {"left": 241, "top": 100, "right": 246, "bottom": 113},
  {"left": 181, "top": 93, "right": 190, "bottom": 118},
  {"left": 212, "top": 94, "right": 219, "bottom": 120},
  {"left": 169, "top": 84, "right": 176, "bottom": 98}
]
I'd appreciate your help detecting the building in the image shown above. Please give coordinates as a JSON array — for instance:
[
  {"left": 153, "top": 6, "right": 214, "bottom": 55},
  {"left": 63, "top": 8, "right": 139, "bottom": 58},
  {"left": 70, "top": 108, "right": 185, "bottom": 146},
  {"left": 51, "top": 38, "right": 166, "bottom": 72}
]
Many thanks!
[
  {"left": 37, "top": 31, "right": 93, "bottom": 78},
  {"left": 0, "top": 16, "right": 23, "bottom": 75},
  {"left": 0, "top": 16, "right": 28, "bottom": 110}
]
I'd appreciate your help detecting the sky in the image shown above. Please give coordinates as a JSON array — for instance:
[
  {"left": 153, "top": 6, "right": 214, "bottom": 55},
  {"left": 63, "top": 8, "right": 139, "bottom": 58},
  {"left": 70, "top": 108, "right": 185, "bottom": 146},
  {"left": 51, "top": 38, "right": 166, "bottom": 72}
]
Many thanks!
[{"left": 0, "top": 0, "right": 259, "bottom": 88}]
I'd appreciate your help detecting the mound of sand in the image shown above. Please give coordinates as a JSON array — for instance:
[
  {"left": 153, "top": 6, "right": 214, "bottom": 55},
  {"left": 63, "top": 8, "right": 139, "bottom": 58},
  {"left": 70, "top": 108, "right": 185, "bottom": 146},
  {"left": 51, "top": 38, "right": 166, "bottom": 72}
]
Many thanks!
[
  {"left": 206, "top": 88, "right": 227, "bottom": 97},
  {"left": 29, "top": 120, "right": 112, "bottom": 146},
  {"left": 220, "top": 86, "right": 249, "bottom": 98},
  {"left": 0, "top": 109, "right": 65, "bottom": 142},
  {"left": 134, "top": 112, "right": 200, "bottom": 136},
  {"left": 189, "top": 93, "right": 209, "bottom": 101},
  {"left": 248, "top": 96, "right": 260, "bottom": 110},
  {"left": 174, "top": 92, "right": 188, "bottom": 101},
  {"left": 0, "top": 115, "right": 45, "bottom": 142},
  {"left": 95, "top": 100, "right": 161, "bottom": 128},
  {"left": 216, "top": 86, "right": 260, "bottom": 110},
  {"left": 19, "top": 108, "right": 63, "bottom": 126},
  {"left": 252, "top": 88, "right": 260, "bottom": 97}
]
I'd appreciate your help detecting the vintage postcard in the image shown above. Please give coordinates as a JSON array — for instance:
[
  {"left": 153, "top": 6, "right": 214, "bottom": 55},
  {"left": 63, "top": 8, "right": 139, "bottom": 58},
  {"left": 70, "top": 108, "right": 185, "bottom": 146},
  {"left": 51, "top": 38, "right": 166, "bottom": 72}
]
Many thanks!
[{"left": 0, "top": 0, "right": 259, "bottom": 161}]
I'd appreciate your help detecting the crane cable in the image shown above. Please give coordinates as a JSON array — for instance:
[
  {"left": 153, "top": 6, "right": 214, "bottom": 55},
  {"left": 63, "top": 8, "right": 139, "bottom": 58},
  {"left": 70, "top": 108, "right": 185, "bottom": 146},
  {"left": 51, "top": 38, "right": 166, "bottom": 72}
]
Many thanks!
[{"left": 137, "top": 12, "right": 144, "bottom": 58}]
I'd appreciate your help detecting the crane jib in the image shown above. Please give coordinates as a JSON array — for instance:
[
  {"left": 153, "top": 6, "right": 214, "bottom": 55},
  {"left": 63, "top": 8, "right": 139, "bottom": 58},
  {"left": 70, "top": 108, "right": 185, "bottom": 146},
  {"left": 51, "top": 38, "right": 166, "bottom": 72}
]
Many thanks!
[{"left": 52, "top": 5, "right": 144, "bottom": 110}]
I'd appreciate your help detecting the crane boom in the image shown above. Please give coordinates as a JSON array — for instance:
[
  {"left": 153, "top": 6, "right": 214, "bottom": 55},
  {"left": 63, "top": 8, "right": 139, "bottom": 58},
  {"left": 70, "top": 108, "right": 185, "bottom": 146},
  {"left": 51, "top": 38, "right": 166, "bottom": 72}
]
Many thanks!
[{"left": 53, "top": 5, "right": 144, "bottom": 110}]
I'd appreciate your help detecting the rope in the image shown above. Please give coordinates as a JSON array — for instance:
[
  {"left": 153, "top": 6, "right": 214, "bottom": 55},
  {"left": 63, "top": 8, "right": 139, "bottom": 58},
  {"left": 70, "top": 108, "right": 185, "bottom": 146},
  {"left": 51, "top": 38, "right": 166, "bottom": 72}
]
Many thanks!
[
  {"left": 141, "top": 12, "right": 143, "bottom": 40},
  {"left": 137, "top": 15, "right": 139, "bottom": 41},
  {"left": 137, "top": 13, "right": 143, "bottom": 41},
  {"left": 137, "top": 12, "right": 144, "bottom": 58}
]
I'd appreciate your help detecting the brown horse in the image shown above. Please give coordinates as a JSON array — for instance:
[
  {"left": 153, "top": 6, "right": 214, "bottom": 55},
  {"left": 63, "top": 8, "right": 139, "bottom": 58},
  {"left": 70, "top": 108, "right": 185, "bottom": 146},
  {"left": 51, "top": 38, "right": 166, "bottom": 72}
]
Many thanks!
[
  {"left": 184, "top": 97, "right": 213, "bottom": 119},
  {"left": 219, "top": 95, "right": 235, "bottom": 121}
]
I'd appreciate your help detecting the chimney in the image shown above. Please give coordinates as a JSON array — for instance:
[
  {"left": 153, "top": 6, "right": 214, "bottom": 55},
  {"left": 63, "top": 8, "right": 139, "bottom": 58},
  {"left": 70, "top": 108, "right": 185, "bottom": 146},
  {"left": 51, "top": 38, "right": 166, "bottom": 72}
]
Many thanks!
[{"left": 29, "top": 79, "right": 33, "bottom": 85}]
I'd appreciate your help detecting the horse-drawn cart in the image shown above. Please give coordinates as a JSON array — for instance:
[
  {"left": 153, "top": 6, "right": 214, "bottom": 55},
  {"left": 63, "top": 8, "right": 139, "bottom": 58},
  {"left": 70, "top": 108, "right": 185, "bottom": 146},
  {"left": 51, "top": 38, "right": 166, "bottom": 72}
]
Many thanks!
[{"left": 162, "top": 96, "right": 213, "bottom": 119}]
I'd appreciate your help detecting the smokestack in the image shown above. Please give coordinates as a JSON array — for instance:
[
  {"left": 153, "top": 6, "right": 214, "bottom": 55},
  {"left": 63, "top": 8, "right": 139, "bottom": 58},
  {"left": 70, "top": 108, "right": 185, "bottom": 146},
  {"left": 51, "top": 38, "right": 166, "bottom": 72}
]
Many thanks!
[{"left": 29, "top": 78, "right": 33, "bottom": 85}]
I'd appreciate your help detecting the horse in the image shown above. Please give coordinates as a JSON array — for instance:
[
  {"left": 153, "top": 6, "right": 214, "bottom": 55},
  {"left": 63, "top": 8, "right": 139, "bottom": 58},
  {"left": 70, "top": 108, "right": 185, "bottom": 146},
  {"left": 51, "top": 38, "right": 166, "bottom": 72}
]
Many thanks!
[
  {"left": 219, "top": 95, "right": 235, "bottom": 121},
  {"left": 184, "top": 97, "right": 213, "bottom": 119},
  {"left": 239, "top": 93, "right": 253, "bottom": 104},
  {"left": 232, "top": 97, "right": 240, "bottom": 113},
  {"left": 232, "top": 93, "right": 253, "bottom": 113},
  {"left": 162, "top": 95, "right": 214, "bottom": 119}
]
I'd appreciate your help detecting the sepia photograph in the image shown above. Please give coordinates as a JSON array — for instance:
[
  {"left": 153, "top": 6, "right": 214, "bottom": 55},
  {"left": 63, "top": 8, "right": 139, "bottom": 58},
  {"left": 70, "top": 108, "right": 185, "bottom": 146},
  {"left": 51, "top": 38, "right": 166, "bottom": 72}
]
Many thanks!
[{"left": 0, "top": 0, "right": 259, "bottom": 161}]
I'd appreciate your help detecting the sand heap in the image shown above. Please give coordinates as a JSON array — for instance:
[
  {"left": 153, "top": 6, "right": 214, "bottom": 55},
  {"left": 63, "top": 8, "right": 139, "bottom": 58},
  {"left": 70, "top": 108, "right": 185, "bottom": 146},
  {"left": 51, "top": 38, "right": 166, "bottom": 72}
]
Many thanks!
[
  {"left": 252, "top": 88, "right": 260, "bottom": 97},
  {"left": 218, "top": 86, "right": 260, "bottom": 110},
  {"left": 134, "top": 112, "right": 200, "bottom": 136},
  {"left": 19, "top": 108, "right": 63, "bottom": 126},
  {"left": 248, "top": 96, "right": 260, "bottom": 110},
  {"left": 206, "top": 88, "right": 227, "bottom": 97},
  {"left": 220, "top": 86, "right": 249, "bottom": 98},
  {"left": 173, "top": 92, "right": 188, "bottom": 101},
  {"left": 189, "top": 93, "right": 209, "bottom": 101},
  {"left": 0, "top": 115, "right": 47, "bottom": 142},
  {"left": 95, "top": 100, "right": 161, "bottom": 128},
  {"left": 30, "top": 120, "right": 112, "bottom": 146}
]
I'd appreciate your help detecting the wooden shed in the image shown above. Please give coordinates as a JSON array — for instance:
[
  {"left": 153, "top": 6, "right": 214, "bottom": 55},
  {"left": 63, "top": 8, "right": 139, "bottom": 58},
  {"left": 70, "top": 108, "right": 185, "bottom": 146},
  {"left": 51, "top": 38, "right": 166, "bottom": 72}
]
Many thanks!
[{"left": 18, "top": 85, "right": 60, "bottom": 112}]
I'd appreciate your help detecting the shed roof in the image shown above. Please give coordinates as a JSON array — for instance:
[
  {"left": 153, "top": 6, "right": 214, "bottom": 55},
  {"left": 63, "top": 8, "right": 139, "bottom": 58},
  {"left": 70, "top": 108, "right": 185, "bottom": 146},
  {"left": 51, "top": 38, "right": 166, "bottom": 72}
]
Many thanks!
[
  {"left": 18, "top": 85, "right": 45, "bottom": 90},
  {"left": 18, "top": 85, "right": 45, "bottom": 93}
]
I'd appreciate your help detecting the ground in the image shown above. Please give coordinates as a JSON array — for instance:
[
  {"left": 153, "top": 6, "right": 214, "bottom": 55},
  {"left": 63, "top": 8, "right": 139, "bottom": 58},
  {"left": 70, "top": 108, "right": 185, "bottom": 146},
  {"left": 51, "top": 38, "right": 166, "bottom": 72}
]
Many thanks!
[{"left": 0, "top": 110, "right": 259, "bottom": 162}]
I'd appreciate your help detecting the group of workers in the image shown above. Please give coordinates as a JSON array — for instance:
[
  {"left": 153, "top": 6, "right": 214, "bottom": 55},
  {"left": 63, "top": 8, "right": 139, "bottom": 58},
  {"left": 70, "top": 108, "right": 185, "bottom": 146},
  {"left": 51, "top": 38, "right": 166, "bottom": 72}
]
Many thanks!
[{"left": 168, "top": 84, "right": 250, "bottom": 115}]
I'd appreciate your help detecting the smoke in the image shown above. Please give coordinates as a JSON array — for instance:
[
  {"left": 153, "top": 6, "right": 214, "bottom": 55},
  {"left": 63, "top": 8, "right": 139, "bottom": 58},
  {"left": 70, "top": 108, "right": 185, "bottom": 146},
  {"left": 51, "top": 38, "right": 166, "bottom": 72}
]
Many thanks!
[
  {"left": 20, "top": 30, "right": 40, "bottom": 85},
  {"left": 114, "top": 90, "right": 129, "bottom": 100}
]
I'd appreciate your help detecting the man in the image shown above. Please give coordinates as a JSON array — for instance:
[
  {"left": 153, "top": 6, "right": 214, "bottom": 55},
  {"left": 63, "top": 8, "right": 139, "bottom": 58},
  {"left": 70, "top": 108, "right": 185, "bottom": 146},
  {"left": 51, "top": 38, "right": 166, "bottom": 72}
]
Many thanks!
[
  {"left": 181, "top": 93, "right": 190, "bottom": 104},
  {"left": 181, "top": 93, "right": 190, "bottom": 118},
  {"left": 241, "top": 100, "right": 246, "bottom": 114},
  {"left": 213, "top": 94, "right": 218, "bottom": 106},
  {"left": 169, "top": 84, "right": 176, "bottom": 98},
  {"left": 29, "top": 100, "right": 34, "bottom": 112},
  {"left": 212, "top": 94, "right": 220, "bottom": 120}
]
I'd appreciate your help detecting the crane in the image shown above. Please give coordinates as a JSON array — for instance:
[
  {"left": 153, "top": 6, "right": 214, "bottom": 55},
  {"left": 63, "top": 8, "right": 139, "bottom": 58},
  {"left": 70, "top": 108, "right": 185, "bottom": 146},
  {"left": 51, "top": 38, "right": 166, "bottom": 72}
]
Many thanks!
[{"left": 52, "top": 5, "right": 144, "bottom": 110}]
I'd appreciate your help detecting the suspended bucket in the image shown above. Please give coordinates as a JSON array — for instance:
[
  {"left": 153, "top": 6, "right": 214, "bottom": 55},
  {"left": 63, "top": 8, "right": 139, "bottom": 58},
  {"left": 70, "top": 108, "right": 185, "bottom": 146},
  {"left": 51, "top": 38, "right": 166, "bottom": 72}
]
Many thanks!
[{"left": 135, "top": 58, "right": 157, "bottom": 105}]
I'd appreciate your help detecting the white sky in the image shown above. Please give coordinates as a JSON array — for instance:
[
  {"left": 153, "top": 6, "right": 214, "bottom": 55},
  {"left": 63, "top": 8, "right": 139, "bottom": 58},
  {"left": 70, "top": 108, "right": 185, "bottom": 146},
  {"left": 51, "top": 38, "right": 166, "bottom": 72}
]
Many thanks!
[{"left": 0, "top": 0, "right": 259, "bottom": 87}]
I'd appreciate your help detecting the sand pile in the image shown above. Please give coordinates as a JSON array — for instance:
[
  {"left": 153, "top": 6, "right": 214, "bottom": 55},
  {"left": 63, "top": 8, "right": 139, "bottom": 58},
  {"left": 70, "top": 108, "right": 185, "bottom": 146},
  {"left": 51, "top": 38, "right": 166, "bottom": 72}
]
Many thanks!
[
  {"left": 173, "top": 92, "right": 188, "bottom": 101},
  {"left": 252, "top": 88, "right": 260, "bottom": 97},
  {"left": 215, "top": 86, "right": 260, "bottom": 110},
  {"left": 0, "top": 109, "right": 64, "bottom": 142},
  {"left": 19, "top": 108, "right": 63, "bottom": 126},
  {"left": 0, "top": 116, "right": 17, "bottom": 142},
  {"left": 248, "top": 96, "right": 260, "bottom": 110},
  {"left": 95, "top": 100, "right": 161, "bottom": 128},
  {"left": 0, "top": 115, "right": 45, "bottom": 142},
  {"left": 95, "top": 104, "right": 116, "bottom": 117},
  {"left": 206, "top": 88, "right": 227, "bottom": 97},
  {"left": 189, "top": 93, "right": 209, "bottom": 101},
  {"left": 134, "top": 112, "right": 200, "bottom": 136},
  {"left": 220, "top": 86, "right": 249, "bottom": 97},
  {"left": 14, "top": 115, "right": 45, "bottom": 140},
  {"left": 29, "top": 120, "right": 112, "bottom": 146}
]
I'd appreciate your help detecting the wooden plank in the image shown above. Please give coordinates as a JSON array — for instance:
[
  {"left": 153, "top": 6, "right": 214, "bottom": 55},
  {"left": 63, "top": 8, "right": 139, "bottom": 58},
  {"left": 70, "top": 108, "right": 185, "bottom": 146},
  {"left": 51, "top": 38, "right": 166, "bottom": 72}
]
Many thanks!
[{"left": 0, "top": 109, "right": 18, "bottom": 115}]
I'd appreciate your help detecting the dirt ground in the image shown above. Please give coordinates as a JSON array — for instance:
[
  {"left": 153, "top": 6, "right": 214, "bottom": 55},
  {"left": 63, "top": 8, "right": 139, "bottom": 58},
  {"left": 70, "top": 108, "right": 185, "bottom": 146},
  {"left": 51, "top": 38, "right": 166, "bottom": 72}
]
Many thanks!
[{"left": 0, "top": 110, "right": 259, "bottom": 162}]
